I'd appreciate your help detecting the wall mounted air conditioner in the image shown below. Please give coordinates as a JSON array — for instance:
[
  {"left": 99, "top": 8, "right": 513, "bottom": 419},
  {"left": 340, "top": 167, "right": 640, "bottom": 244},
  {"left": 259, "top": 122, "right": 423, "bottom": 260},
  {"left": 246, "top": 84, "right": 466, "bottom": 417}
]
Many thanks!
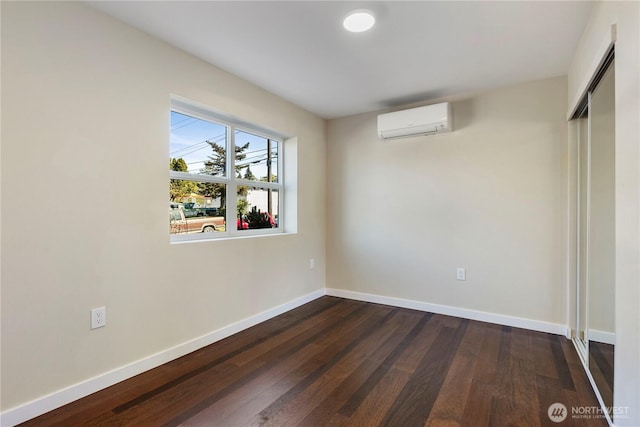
[{"left": 377, "top": 102, "right": 452, "bottom": 140}]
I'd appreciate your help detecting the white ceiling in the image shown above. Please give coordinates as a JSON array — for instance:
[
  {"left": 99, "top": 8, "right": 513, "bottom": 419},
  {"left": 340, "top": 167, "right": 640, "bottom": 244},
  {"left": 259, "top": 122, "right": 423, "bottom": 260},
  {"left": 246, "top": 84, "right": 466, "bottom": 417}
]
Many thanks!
[{"left": 89, "top": 1, "right": 594, "bottom": 119}]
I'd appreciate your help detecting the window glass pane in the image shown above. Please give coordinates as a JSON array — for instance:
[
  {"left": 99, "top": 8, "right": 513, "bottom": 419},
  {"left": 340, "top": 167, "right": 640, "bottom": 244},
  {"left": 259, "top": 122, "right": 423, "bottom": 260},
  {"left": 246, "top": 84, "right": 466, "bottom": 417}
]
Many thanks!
[
  {"left": 169, "top": 101, "right": 284, "bottom": 240},
  {"left": 170, "top": 111, "right": 227, "bottom": 177},
  {"left": 234, "top": 130, "right": 279, "bottom": 183},
  {"left": 237, "top": 188, "right": 279, "bottom": 231},
  {"left": 169, "top": 181, "right": 226, "bottom": 234}
]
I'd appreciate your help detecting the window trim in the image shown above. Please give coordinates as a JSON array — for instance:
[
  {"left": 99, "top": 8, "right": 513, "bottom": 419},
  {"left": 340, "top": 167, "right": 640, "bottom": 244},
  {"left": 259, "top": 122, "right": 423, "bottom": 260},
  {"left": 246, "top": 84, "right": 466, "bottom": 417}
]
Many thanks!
[{"left": 170, "top": 98, "right": 285, "bottom": 242}]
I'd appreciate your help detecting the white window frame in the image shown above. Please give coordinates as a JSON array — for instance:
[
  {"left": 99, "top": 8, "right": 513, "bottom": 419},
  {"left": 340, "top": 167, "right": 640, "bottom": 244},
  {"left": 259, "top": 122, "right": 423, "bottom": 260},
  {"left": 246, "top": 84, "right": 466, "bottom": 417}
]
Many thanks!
[{"left": 170, "top": 98, "right": 285, "bottom": 243}]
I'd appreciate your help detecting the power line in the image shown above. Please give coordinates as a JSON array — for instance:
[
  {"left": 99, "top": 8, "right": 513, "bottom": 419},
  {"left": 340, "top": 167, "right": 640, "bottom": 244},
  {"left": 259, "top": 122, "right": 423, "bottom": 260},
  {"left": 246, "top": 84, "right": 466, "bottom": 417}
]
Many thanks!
[
  {"left": 170, "top": 116, "right": 198, "bottom": 130},
  {"left": 170, "top": 133, "right": 226, "bottom": 156},
  {"left": 237, "top": 153, "right": 278, "bottom": 167},
  {"left": 170, "top": 141, "right": 209, "bottom": 157}
]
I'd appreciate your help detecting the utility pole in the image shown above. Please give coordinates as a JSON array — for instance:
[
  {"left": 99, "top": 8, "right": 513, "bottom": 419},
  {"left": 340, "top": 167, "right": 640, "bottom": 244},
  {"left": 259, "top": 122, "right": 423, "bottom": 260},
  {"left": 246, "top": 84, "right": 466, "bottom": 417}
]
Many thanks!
[{"left": 267, "top": 139, "right": 272, "bottom": 216}]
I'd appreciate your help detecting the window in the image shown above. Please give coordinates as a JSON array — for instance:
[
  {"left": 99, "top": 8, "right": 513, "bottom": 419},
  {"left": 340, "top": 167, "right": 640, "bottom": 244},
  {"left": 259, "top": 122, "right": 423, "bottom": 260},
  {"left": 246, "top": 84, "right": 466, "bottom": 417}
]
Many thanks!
[{"left": 169, "top": 100, "right": 283, "bottom": 241}]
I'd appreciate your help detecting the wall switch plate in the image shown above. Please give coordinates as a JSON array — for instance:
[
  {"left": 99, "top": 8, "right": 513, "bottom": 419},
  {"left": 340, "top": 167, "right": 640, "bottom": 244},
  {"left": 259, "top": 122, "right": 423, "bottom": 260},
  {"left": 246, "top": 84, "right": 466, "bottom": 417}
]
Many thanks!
[
  {"left": 456, "top": 268, "right": 466, "bottom": 281},
  {"left": 91, "top": 307, "right": 106, "bottom": 329},
  {"left": 309, "top": 258, "right": 315, "bottom": 270}
]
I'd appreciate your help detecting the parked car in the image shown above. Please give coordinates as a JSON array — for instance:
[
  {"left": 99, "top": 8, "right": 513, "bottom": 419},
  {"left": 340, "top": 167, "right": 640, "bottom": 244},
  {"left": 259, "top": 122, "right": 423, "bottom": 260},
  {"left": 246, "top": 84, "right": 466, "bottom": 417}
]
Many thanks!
[
  {"left": 170, "top": 208, "right": 225, "bottom": 234},
  {"left": 197, "top": 207, "right": 221, "bottom": 217},
  {"left": 182, "top": 206, "right": 221, "bottom": 218}
]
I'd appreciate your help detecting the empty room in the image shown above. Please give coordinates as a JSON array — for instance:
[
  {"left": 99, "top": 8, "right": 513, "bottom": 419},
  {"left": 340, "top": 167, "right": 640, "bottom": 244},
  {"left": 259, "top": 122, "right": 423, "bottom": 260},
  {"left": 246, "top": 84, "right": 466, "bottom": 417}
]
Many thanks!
[{"left": 1, "top": 1, "right": 638, "bottom": 426}]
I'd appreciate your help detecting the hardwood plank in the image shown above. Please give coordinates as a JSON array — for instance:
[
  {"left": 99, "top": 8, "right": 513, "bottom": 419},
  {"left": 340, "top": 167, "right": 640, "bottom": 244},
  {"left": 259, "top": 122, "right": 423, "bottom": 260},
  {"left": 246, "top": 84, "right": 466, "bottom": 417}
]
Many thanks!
[
  {"left": 242, "top": 307, "right": 399, "bottom": 426},
  {"left": 534, "top": 334, "right": 578, "bottom": 427},
  {"left": 336, "top": 311, "right": 432, "bottom": 418},
  {"left": 460, "top": 380, "right": 494, "bottom": 427},
  {"left": 589, "top": 342, "right": 613, "bottom": 390},
  {"left": 488, "top": 327, "right": 541, "bottom": 427},
  {"left": 381, "top": 318, "right": 470, "bottom": 426},
  {"left": 111, "top": 298, "right": 358, "bottom": 414},
  {"left": 589, "top": 342, "right": 614, "bottom": 408},
  {"left": 531, "top": 331, "right": 560, "bottom": 380},
  {"left": 425, "top": 321, "right": 485, "bottom": 426},
  {"left": 18, "top": 297, "right": 608, "bottom": 427},
  {"left": 340, "top": 315, "right": 445, "bottom": 426},
  {"left": 19, "top": 296, "right": 346, "bottom": 427},
  {"left": 297, "top": 310, "right": 430, "bottom": 427},
  {"left": 550, "top": 333, "right": 576, "bottom": 391},
  {"left": 559, "top": 338, "right": 609, "bottom": 426},
  {"left": 29, "top": 298, "right": 365, "bottom": 427},
  {"left": 458, "top": 322, "right": 506, "bottom": 427},
  {"left": 537, "top": 374, "right": 580, "bottom": 427},
  {"left": 472, "top": 323, "right": 503, "bottom": 385},
  {"left": 150, "top": 303, "right": 385, "bottom": 427},
  {"left": 184, "top": 307, "right": 417, "bottom": 427}
]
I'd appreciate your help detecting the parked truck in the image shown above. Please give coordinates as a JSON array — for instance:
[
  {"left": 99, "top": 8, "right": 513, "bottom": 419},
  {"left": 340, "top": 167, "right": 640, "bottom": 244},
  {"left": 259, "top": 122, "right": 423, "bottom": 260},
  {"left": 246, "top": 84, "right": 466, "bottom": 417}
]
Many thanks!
[{"left": 169, "top": 208, "right": 225, "bottom": 234}]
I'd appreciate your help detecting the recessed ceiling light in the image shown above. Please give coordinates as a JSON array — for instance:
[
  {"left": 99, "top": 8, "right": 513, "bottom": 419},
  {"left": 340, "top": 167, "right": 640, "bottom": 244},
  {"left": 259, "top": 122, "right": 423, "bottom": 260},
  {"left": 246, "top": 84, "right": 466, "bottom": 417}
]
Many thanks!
[{"left": 343, "top": 9, "right": 375, "bottom": 33}]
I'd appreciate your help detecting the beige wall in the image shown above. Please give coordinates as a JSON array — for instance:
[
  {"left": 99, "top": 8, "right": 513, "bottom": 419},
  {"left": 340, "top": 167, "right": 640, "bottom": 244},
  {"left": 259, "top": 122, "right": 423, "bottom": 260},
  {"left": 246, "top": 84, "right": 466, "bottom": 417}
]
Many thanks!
[
  {"left": 2, "top": 0, "right": 638, "bottom": 424},
  {"left": 0, "top": 1, "right": 325, "bottom": 411},
  {"left": 567, "top": 2, "right": 640, "bottom": 425},
  {"left": 327, "top": 77, "right": 568, "bottom": 325}
]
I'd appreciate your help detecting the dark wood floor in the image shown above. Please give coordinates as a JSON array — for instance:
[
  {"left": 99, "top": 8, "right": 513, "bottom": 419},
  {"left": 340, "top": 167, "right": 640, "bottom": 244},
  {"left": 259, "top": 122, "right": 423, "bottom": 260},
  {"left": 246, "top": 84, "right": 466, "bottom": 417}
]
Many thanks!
[
  {"left": 589, "top": 341, "right": 614, "bottom": 410},
  {"left": 21, "top": 297, "right": 606, "bottom": 427}
]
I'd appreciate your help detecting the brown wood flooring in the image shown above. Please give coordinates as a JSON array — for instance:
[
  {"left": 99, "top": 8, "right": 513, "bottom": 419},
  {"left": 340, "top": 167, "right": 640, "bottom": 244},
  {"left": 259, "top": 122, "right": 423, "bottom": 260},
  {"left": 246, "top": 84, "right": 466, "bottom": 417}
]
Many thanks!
[
  {"left": 589, "top": 341, "right": 614, "bottom": 410},
  {"left": 21, "top": 297, "right": 606, "bottom": 427}
]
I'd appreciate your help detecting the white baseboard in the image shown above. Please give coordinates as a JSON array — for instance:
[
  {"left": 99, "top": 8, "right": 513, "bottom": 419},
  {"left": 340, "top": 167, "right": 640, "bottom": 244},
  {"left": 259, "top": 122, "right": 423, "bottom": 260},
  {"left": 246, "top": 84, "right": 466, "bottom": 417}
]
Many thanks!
[
  {"left": 0, "top": 289, "right": 326, "bottom": 427},
  {"left": 1, "top": 287, "right": 570, "bottom": 426},
  {"left": 326, "top": 288, "right": 568, "bottom": 336},
  {"left": 589, "top": 329, "right": 616, "bottom": 345}
]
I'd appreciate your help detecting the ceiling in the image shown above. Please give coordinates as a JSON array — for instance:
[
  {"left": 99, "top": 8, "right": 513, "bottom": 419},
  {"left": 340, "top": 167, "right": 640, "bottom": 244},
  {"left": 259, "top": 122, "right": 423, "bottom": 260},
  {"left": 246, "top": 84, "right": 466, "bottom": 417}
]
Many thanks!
[{"left": 89, "top": 1, "right": 594, "bottom": 119}]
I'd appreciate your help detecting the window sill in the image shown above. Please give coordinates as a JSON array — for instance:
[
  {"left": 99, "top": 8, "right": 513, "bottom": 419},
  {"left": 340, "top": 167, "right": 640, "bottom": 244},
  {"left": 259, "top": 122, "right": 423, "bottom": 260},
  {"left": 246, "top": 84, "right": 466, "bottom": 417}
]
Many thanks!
[{"left": 170, "top": 231, "right": 296, "bottom": 245}]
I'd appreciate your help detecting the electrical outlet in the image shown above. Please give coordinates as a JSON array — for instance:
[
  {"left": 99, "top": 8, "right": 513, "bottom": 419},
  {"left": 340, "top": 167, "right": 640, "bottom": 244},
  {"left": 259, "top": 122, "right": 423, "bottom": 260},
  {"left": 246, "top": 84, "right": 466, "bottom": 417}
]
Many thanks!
[
  {"left": 91, "top": 307, "right": 106, "bottom": 329},
  {"left": 309, "top": 258, "right": 315, "bottom": 270},
  {"left": 456, "top": 268, "right": 466, "bottom": 281}
]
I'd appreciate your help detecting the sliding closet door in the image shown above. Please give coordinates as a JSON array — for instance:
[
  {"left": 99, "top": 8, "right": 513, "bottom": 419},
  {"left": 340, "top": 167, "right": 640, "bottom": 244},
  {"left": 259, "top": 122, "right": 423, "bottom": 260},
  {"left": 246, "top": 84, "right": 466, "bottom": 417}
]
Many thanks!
[
  {"left": 588, "top": 61, "right": 615, "bottom": 409},
  {"left": 576, "top": 105, "right": 589, "bottom": 350},
  {"left": 573, "top": 55, "right": 615, "bottom": 416}
]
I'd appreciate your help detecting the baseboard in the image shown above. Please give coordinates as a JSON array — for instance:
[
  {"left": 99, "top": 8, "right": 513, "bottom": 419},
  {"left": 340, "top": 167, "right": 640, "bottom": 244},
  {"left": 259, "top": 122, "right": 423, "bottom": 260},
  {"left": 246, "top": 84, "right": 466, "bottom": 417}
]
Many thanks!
[
  {"left": 0, "top": 289, "right": 326, "bottom": 427},
  {"left": 589, "top": 329, "right": 616, "bottom": 345},
  {"left": 1, "top": 287, "right": 570, "bottom": 426},
  {"left": 326, "top": 288, "right": 568, "bottom": 336}
]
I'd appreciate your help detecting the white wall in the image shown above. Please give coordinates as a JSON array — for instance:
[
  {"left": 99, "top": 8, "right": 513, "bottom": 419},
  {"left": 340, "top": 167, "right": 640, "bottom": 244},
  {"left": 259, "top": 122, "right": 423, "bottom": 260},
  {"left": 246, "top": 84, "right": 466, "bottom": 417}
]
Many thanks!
[
  {"left": 327, "top": 77, "right": 568, "bottom": 326},
  {"left": 1, "top": 1, "right": 325, "bottom": 413},
  {"left": 567, "top": 2, "right": 640, "bottom": 425}
]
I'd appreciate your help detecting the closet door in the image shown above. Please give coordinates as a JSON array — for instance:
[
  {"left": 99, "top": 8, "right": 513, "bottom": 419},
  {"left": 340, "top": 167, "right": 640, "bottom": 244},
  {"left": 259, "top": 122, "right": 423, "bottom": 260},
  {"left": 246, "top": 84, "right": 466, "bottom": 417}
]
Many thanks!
[
  {"left": 573, "top": 55, "right": 615, "bottom": 416},
  {"left": 587, "top": 60, "right": 615, "bottom": 409},
  {"left": 576, "top": 106, "right": 589, "bottom": 351}
]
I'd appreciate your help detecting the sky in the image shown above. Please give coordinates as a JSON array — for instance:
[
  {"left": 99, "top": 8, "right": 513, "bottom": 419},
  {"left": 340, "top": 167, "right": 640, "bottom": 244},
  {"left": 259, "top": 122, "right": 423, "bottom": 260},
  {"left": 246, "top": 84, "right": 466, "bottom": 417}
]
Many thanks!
[{"left": 170, "top": 111, "right": 278, "bottom": 182}]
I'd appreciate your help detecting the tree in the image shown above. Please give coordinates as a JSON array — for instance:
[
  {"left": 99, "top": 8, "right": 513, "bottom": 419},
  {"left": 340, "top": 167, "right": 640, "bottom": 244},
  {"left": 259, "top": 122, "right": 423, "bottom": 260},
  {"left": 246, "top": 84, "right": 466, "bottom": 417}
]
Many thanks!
[
  {"left": 237, "top": 198, "right": 250, "bottom": 216},
  {"left": 243, "top": 166, "right": 256, "bottom": 181},
  {"left": 170, "top": 158, "right": 188, "bottom": 172},
  {"left": 260, "top": 174, "right": 277, "bottom": 182},
  {"left": 169, "top": 158, "right": 197, "bottom": 202},
  {"left": 199, "top": 140, "right": 250, "bottom": 210}
]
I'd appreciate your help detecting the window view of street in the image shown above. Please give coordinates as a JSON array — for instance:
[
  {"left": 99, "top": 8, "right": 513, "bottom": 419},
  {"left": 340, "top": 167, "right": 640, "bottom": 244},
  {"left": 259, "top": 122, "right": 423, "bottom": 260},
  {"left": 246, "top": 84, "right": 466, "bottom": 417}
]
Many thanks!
[{"left": 169, "top": 109, "right": 281, "bottom": 238}]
